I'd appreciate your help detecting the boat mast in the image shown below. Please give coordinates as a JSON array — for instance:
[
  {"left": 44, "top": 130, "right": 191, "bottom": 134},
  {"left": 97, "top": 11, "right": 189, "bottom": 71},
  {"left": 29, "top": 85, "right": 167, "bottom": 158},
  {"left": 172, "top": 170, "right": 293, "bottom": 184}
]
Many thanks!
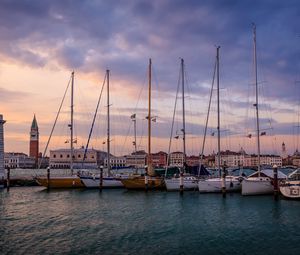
[
  {"left": 147, "top": 58, "right": 152, "bottom": 176},
  {"left": 216, "top": 47, "right": 221, "bottom": 177},
  {"left": 70, "top": 71, "right": 74, "bottom": 175},
  {"left": 253, "top": 23, "right": 261, "bottom": 176},
  {"left": 107, "top": 69, "right": 111, "bottom": 177},
  {"left": 181, "top": 58, "right": 186, "bottom": 171}
]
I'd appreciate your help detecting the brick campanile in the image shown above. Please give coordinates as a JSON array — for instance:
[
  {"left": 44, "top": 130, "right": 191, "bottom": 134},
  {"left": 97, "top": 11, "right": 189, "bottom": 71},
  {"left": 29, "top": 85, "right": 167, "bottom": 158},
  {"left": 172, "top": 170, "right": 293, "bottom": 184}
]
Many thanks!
[{"left": 29, "top": 114, "right": 39, "bottom": 166}]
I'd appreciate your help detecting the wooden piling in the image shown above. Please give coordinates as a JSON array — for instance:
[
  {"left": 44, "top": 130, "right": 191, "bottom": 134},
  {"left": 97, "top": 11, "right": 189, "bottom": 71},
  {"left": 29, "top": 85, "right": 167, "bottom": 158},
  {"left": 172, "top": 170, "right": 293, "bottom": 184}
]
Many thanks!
[
  {"left": 273, "top": 164, "right": 279, "bottom": 200},
  {"left": 179, "top": 172, "right": 183, "bottom": 195},
  {"left": 6, "top": 167, "right": 10, "bottom": 192},
  {"left": 99, "top": 166, "right": 103, "bottom": 192},
  {"left": 221, "top": 165, "right": 226, "bottom": 198},
  {"left": 47, "top": 167, "right": 50, "bottom": 190},
  {"left": 145, "top": 165, "right": 148, "bottom": 192}
]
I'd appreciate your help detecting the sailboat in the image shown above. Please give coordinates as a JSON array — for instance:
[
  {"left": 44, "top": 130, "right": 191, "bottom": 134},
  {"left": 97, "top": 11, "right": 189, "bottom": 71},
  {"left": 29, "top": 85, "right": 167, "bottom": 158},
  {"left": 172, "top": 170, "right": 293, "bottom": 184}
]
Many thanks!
[
  {"left": 280, "top": 169, "right": 300, "bottom": 199},
  {"left": 198, "top": 47, "right": 242, "bottom": 193},
  {"left": 165, "top": 59, "right": 199, "bottom": 191},
  {"left": 121, "top": 59, "right": 165, "bottom": 190},
  {"left": 79, "top": 70, "right": 124, "bottom": 188},
  {"left": 241, "top": 24, "right": 276, "bottom": 195},
  {"left": 36, "top": 71, "right": 84, "bottom": 188}
]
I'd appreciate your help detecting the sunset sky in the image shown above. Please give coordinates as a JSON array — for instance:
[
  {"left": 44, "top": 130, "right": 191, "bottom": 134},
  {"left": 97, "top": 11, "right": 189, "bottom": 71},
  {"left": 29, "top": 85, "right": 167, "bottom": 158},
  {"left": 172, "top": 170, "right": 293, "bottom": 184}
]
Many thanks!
[{"left": 0, "top": 0, "right": 299, "bottom": 156}]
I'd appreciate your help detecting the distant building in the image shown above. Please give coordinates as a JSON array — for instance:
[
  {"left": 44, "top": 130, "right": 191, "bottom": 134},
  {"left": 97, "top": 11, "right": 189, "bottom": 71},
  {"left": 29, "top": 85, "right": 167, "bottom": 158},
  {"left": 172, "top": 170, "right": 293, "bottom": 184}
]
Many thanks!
[
  {"left": 29, "top": 114, "right": 39, "bottom": 167},
  {"left": 4, "top": 152, "right": 36, "bottom": 169},
  {"left": 49, "top": 148, "right": 107, "bottom": 169},
  {"left": 218, "top": 150, "right": 245, "bottom": 167},
  {"left": 169, "top": 151, "right": 185, "bottom": 167},
  {"left": 281, "top": 142, "right": 287, "bottom": 159},
  {"left": 152, "top": 151, "right": 167, "bottom": 167},
  {"left": 186, "top": 155, "right": 200, "bottom": 166},
  {"left": 292, "top": 150, "right": 300, "bottom": 167},
  {"left": 125, "top": 150, "right": 147, "bottom": 168},
  {"left": 104, "top": 156, "right": 126, "bottom": 168},
  {"left": 0, "top": 114, "right": 6, "bottom": 187}
]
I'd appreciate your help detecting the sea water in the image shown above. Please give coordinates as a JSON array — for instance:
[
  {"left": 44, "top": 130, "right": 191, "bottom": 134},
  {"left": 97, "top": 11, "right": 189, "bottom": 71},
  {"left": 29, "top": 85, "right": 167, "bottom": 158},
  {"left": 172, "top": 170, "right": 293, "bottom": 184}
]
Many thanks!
[{"left": 1, "top": 187, "right": 300, "bottom": 255}]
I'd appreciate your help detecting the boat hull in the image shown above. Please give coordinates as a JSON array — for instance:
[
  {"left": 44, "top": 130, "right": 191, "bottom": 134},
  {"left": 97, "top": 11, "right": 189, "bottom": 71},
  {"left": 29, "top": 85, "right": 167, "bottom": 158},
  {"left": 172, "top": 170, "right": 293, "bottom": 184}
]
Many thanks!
[
  {"left": 80, "top": 176, "right": 124, "bottom": 188},
  {"left": 241, "top": 177, "right": 273, "bottom": 195},
  {"left": 198, "top": 177, "right": 241, "bottom": 193},
  {"left": 280, "top": 181, "right": 300, "bottom": 199},
  {"left": 165, "top": 177, "right": 198, "bottom": 191},
  {"left": 121, "top": 176, "right": 165, "bottom": 190},
  {"left": 35, "top": 176, "right": 84, "bottom": 188}
]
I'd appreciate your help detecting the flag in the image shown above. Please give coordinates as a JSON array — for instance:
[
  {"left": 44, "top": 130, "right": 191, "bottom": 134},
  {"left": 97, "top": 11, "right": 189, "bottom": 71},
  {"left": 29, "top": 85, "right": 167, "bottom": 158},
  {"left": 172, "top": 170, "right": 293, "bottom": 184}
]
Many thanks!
[
  {"left": 130, "top": 114, "right": 136, "bottom": 119},
  {"left": 260, "top": 131, "right": 266, "bottom": 136}
]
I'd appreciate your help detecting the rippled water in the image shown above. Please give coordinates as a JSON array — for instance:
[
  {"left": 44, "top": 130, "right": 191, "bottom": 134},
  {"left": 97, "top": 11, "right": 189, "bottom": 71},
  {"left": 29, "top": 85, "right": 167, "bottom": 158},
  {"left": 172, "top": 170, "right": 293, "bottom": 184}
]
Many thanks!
[{"left": 1, "top": 187, "right": 300, "bottom": 255}]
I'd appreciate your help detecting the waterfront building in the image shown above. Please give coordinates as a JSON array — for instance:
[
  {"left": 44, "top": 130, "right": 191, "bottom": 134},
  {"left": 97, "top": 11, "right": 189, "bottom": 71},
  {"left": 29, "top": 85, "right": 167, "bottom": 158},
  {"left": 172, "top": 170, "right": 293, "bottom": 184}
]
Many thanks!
[
  {"left": 151, "top": 151, "right": 167, "bottom": 167},
  {"left": 29, "top": 115, "right": 39, "bottom": 167},
  {"left": 0, "top": 114, "right": 6, "bottom": 188},
  {"left": 292, "top": 150, "right": 300, "bottom": 167},
  {"left": 125, "top": 150, "right": 147, "bottom": 168},
  {"left": 49, "top": 147, "right": 107, "bottom": 169},
  {"left": 104, "top": 156, "right": 126, "bottom": 168},
  {"left": 169, "top": 151, "right": 185, "bottom": 167},
  {"left": 218, "top": 150, "right": 245, "bottom": 167},
  {"left": 4, "top": 152, "right": 36, "bottom": 169},
  {"left": 186, "top": 155, "right": 200, "bottom": 166}
]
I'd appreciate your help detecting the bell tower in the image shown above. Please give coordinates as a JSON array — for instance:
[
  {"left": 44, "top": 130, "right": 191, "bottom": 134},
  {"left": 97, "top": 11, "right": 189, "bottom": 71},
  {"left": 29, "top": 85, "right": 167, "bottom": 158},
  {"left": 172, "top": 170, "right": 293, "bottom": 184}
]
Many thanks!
[{"left": 29, "top": 114, "right": 39, "bottom": 167}]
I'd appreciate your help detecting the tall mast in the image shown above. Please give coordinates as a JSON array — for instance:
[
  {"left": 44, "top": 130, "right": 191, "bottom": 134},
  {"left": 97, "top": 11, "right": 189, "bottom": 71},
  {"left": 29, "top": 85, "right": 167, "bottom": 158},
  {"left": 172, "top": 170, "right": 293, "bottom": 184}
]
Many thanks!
[
  {"left": 107, "top": 69, "right": 111, "bottom": 176},
  {"left": 216, "top": 47, "right": 221, "bottom": 177},
  {"left": 181, "top": 58, "right": 186, "bottom": 169},
  {"left": 147, "top": 58, "right": 152, "bottom": 175},
  {"left": 253, "top": 23, "right": 261, "bottom": 175},
  {"left": 70, "top": 71, "right": 74, "bottom": 175}
]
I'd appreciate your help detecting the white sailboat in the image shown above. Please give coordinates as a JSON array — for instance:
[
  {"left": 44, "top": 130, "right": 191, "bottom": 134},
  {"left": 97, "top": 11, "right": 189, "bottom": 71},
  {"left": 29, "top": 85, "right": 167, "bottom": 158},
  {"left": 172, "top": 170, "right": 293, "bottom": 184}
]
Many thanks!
[
  {"left": 241, "top": 24, "right": 274, "bottom": 195},
  {"left": 165, "top": 59, "right": 199, "bottom": 191},
  {"left": 198, "top": 46, "right": 242, "bottom": 193},
  {"left": 79, "top": 70, "right": 123, "bottom": 188},
  {"left": 280, "top": 169, "right": 300, "bottom": 199}
]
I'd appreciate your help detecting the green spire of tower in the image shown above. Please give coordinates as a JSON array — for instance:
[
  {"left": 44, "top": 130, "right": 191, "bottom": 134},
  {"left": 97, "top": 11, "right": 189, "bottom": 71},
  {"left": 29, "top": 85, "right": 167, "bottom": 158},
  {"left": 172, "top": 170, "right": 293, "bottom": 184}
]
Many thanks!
[{"left": 31, "top": 114, "right": 38, "bottom": 130}]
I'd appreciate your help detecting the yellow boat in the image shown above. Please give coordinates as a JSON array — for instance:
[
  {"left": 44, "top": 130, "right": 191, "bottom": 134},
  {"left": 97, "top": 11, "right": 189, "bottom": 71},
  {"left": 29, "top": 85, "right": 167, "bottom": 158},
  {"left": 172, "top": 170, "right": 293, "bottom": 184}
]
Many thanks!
[
  {"left": 121, "top": 176, "right": 165, "bottom": 190},
  {"left": 35, "top": 176, "right": 85, "bottom": 188}
]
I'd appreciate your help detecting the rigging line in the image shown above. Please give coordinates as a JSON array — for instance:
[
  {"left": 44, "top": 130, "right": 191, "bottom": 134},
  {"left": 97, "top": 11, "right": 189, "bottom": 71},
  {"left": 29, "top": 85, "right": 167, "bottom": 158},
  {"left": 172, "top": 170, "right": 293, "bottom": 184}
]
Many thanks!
[
  {"left": 82, "top": 73, "right": 107, "bottom": 165},
  {"left": 121, "top": 68, "right": 148, "bottom": 155},
  {"left": 199, "top": 56, "right": 217, "bottom": 175},
  {"left": 38, "top": 74, "right": 72, "bottom": 170},
  {"left": 165, "top": 62, "right": 181, "bottom": 177}
]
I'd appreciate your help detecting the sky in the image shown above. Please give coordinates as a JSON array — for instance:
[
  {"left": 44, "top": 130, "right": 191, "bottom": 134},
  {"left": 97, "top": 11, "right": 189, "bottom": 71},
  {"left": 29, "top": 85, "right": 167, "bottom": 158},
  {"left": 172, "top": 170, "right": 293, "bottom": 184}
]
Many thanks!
[{"left": 0, "top": 0, "right": 299, "bottom": 156}]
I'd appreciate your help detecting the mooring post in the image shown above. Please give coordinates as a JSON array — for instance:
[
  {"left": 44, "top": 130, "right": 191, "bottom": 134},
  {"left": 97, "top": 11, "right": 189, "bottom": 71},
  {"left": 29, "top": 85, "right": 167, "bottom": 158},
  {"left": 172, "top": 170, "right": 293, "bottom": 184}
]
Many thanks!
[
  {"left": 99, "top": 166, "right": 103, "bottom": 192},
  {"left": 6, "top": 166, "right": 10, "bottom": 192},
  {"left": 47, "top": 166, "right": 50, "bottom": 191},
  {"left": 145, "top": 165, "right": 148, "bottom": 192},
  {"left": 221, "top": 165, "right": 226, "bottom": 198},
  {"left": 179, "top": 171, "right": 184, "bottom": 195},
  {"left": 273, "top": 164, "right": 279, "bottom": 200}
]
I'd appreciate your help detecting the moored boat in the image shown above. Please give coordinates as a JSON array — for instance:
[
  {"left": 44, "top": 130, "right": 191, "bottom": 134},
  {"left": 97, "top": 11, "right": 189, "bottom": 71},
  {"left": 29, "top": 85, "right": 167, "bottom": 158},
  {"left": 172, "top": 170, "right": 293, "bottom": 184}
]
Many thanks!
[
  {"left": 199, "top": 176, "right": 242, "bottom": 193},
  {"left": 120, "top": 175, "right": 165, "bottom": 190},
  {"left": 242, "top": 169, "right": 287, "bottom": 195},
  {"left": 35, "top": 175, "right": 84, "bottom": 188},
  {"left": 280, "top": 169, "right": 300, "bottom": 199},
  {"left": 165, "top": 174, "right": 198, "bottom": 191}
]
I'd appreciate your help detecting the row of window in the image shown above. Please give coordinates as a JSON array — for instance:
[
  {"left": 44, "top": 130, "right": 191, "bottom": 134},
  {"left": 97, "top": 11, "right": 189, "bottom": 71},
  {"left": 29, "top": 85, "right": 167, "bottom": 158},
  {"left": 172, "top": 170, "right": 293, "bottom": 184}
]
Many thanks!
[{"left": 52, "top": 154, "right": 95, "bottom": 159}]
